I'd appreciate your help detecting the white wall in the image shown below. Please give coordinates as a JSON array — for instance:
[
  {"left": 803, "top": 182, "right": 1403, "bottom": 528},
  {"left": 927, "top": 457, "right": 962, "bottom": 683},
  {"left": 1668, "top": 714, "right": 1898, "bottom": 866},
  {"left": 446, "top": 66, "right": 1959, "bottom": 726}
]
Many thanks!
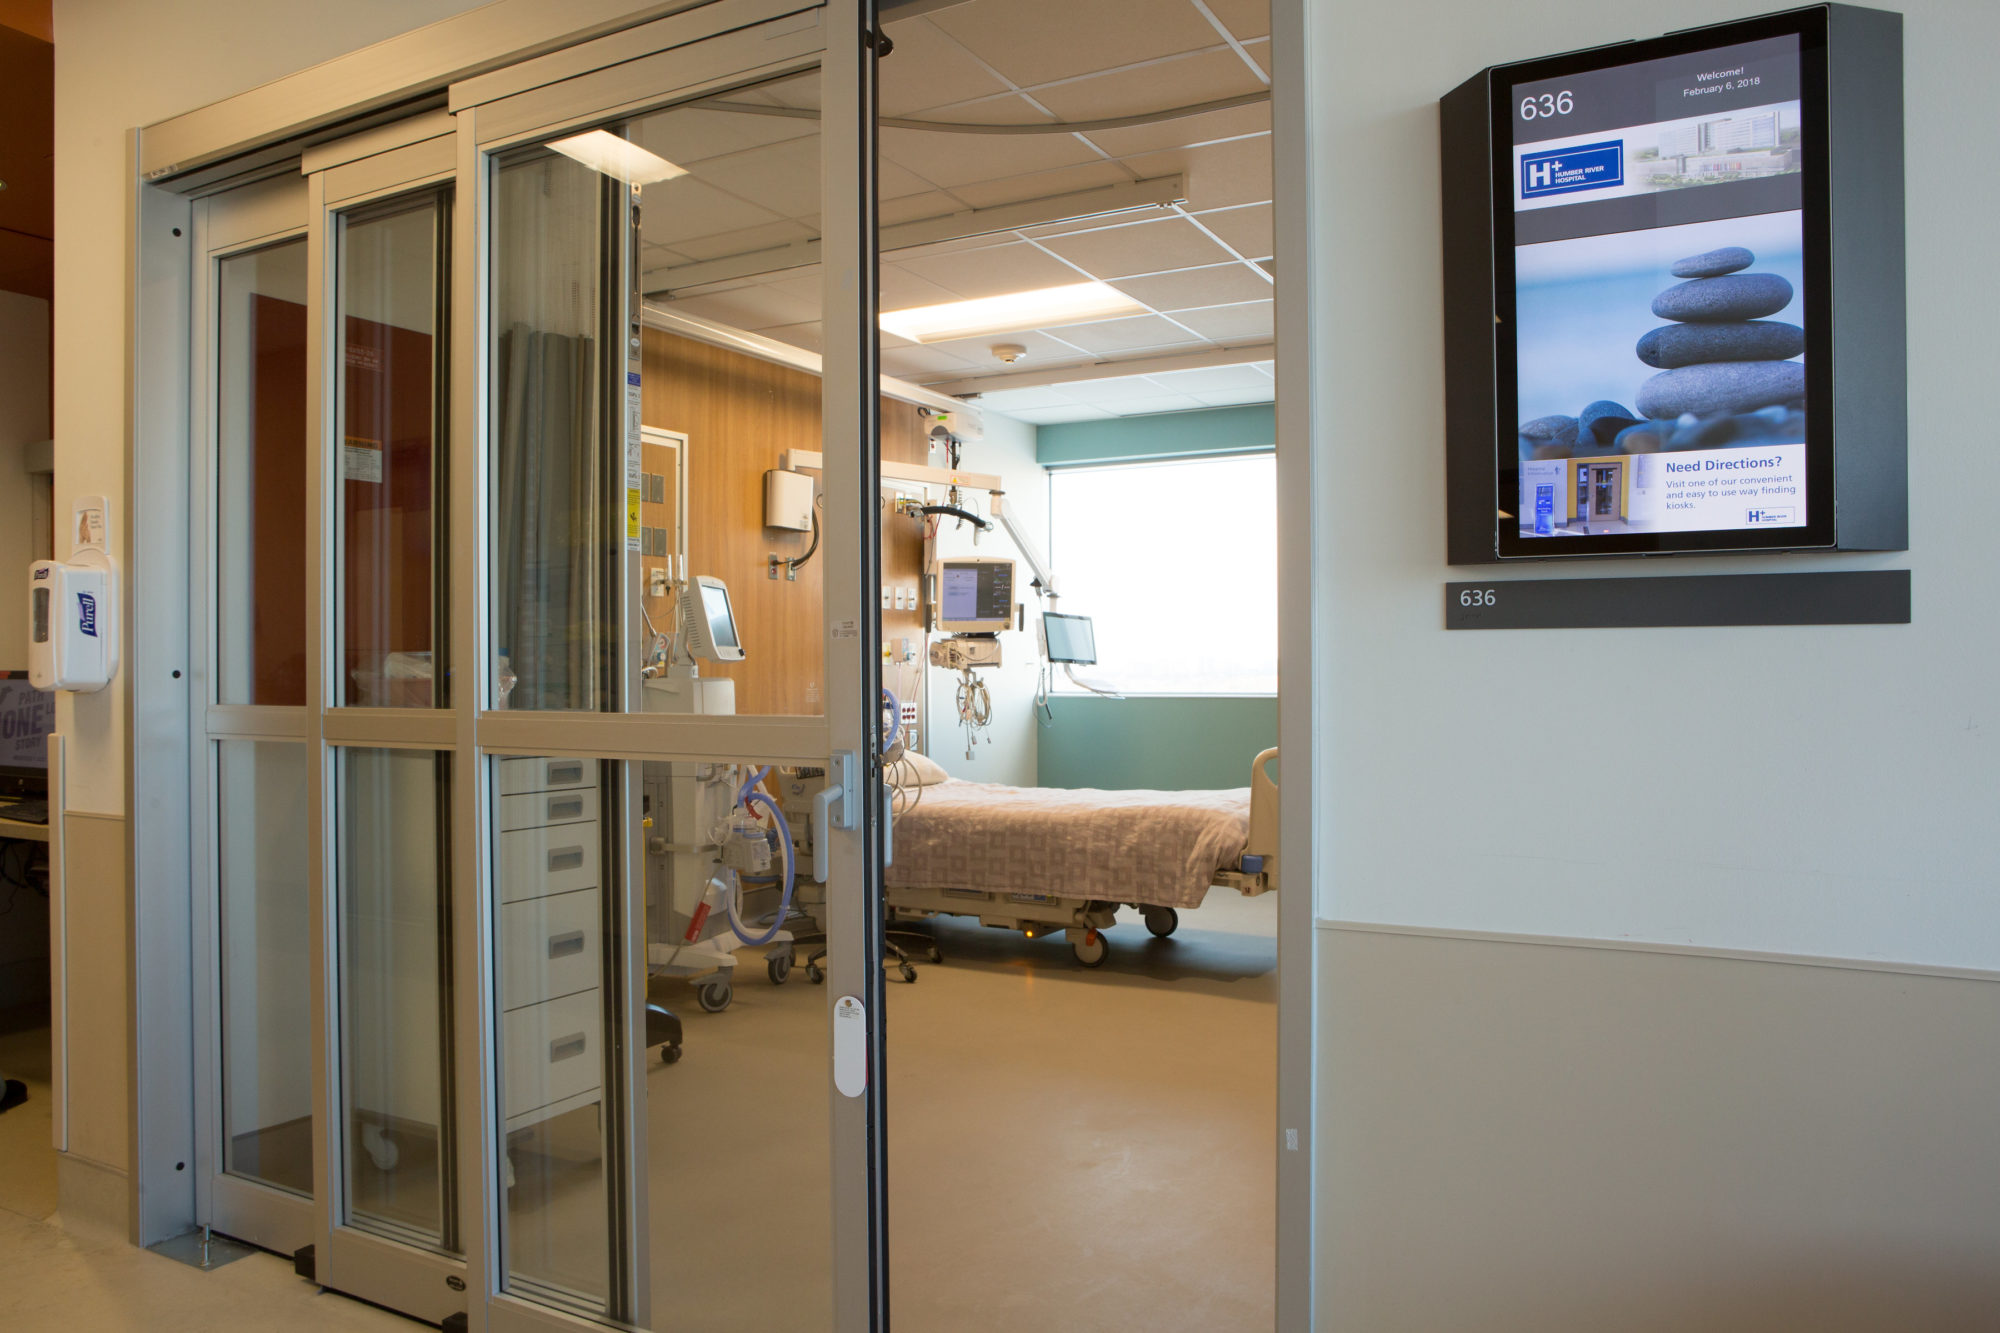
[
  {"left": 921, "top": 409, "right": 1046, "bottom": 787},
  {"left": 1312, "top": 0, "right": 1994, "bottom": 970},
  {"left": 0, "top": 291, "right": 50, "bottom": 671},
  {"left": 1309, "top": 0, "right": 2000, "bottom": 1324}
]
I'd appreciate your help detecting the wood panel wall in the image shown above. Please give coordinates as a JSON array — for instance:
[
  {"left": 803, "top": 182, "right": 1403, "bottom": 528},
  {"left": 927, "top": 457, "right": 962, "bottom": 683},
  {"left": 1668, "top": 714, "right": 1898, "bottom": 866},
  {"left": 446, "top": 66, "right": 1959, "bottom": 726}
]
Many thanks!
[{"left": 640, "top": 328, "right": 932, "bottom": 718}]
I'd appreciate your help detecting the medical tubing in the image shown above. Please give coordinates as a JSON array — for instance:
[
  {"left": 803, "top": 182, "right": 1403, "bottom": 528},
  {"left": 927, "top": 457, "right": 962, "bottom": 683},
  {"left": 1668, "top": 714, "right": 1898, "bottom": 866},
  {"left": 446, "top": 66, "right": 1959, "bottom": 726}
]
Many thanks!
[
  {"left": 723, "top": 789, "right": 796, "bottom": 947},
  {"left": 881, "top": 686, "right": 901, "bottom": 749},
  {"left": 736, "top": 765, "right": 771, "bottom": 808}
]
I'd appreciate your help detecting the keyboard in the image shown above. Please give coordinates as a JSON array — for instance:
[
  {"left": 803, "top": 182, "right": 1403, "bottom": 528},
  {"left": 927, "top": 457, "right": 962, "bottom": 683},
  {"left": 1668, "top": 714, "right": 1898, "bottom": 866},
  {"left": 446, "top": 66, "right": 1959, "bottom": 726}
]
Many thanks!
[{"left": 0, "top": 800, "right": 48, "bottom": 826}]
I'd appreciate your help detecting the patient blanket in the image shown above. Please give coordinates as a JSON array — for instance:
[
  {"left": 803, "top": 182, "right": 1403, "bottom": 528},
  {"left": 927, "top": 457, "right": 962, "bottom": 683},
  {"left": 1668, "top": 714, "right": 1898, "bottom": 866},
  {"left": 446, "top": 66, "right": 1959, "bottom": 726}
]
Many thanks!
[{"left": 887, "top": 780, "right": 1252, "bottom": 910}]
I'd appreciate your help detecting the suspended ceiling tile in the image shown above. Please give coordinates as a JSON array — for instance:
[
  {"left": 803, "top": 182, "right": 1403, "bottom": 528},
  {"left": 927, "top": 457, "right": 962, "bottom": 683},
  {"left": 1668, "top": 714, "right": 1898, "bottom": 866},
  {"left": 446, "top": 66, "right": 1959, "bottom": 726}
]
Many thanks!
[
  {"left": 1082, "top": 100, "right": 1271, "bottom": 160},
  {"left": 1092, "top": 391, "right": 1210, "bottom": 413},
  {"left": 662, "top": 283, "right": 821, "bottom": 333},
  {"left": 1054, "top": 373, "right": 1182, "bottom": 402},
  {"left": 682, "top": 136, "right": 822, "bottom": 220},
  {"left": 877, "top": 16, "right": 1013, "bottom": 116},
  {"left": 659, "top": 218, "right": 819, "bottom": 265},
  {"left": 973, "top": 385, "right": 1082, "bottom": 411},
  {"left": 1168, "top": 298, "right": 1273, "bottom": 342},
  {"left": 879, "top": 190, "right": 968, "bottom": 228},
  {"left": 1192, "top": 201, "right": 1273, "bottom": 260},
  {"left": 634, "top": 104, "right": 815, "bottom": 167},
  {"left": 1005, "top": 403, "right": 1119, "bottom": 424},
  {"left": 881, "top": 344, "right": 986, "bottom": 377},
  {"left": 1035, "top": 215, "right": 1232, "bottom": 278},
  {"left": 1148, "top": 362, "right": 1279, "bottom": 392},
  {"left": 926, "top": 0, "right": 1222, "bottom": 89},
  {"left": 893, "top": 240, "right": 1083, "bottom": 301},
  {"left": 640, "top": 178, "right": 788, "bottom": 246},
  {"left": 1188, "top": 386, "right": 1275, "bottom": 407},
  {"left": 1122, "top": 136, "right": 1272, "bottom": 211},
  {"left": 1111, "top": 261, "right": 1272, "bottom": 311},
  {"left": 757, "top": 321, "right": 824, "bottom": 355},
  {"left": 880, "top": 106, "right": 1102, "bottom": 189},
  {"left": 942, "top": 159, "right": 1134, "bottom": 212},
  {"left": 1044, "top": 313, "right": 1205, "bottom": 355},
  {"left": 876, "top": 264, "right": 971, "bottom": 310},
  {"left": 1203, "top": 0, "right": 1271, "bottom": 40},
  {"left": 916, "top": 328, "right": 1100, "bottom": 367},
  {"left": 1031, "top": 47, "right": 1264, "bottom": 122},
  {"left": 1242, "top": 35, "right": 1272, "bottom": 77}
]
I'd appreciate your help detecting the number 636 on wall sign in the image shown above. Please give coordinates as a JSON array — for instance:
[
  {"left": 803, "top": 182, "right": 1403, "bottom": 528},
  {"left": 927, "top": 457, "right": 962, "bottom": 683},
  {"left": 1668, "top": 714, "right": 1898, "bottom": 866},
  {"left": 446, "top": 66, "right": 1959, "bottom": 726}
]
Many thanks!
[{"left": 1520, "top": 90, "right": 1573, "bottom": 119}]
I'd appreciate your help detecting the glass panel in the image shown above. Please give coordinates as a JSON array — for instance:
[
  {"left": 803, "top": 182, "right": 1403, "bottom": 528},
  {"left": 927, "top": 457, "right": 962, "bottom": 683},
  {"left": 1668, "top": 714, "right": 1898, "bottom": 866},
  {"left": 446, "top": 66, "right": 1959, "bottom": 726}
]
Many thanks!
[
  {"left": 337, "top": 197, "right": 448, "bottom": 707},
  {"left": 338, "top": 747, "right": 455, "bottom": 1250},
  {"left": 216, "top": 240, "right": 310, "bottom": 706},
  {"left": 490, "top": 149, "right": 612, "bottom": 712},
  {"left": 490, "top": 754, "right": 627, "bottom": 1316},
  {"left": 217, "top": 738, "right": 313, "bottom": 1194}
]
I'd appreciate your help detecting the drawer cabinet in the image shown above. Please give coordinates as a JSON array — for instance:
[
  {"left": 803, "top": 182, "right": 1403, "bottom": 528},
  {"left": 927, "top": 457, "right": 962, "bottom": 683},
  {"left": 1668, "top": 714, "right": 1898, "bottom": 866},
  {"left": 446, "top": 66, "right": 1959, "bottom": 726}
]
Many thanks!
[
  {"left": 499, "top": 888, "right": 601, "bottom": 1011},
  {"left": 496, "top": 755, "right": 594, "bottom": 797},
  {"left": 502, "top": 990, "right": 603, "bottom": 1128},
  {"left": 497, "top": 787, "right": 599, "bottom": 833}
]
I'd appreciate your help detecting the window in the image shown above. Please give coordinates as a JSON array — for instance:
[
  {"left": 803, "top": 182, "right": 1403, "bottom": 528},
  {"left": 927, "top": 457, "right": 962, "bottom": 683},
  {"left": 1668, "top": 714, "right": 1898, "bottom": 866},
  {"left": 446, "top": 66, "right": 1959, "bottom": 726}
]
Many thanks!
[{"left": 1047, "top": 453, "right": 1277, "bottom": 695}]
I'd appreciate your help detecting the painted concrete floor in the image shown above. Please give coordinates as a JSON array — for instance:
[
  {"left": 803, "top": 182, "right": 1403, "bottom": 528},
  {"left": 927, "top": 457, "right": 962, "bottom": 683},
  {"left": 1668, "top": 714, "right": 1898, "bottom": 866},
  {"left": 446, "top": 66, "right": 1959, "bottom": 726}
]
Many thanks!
[{"left": 0, "top": 894, "right": 1276, "bottom": 1331}]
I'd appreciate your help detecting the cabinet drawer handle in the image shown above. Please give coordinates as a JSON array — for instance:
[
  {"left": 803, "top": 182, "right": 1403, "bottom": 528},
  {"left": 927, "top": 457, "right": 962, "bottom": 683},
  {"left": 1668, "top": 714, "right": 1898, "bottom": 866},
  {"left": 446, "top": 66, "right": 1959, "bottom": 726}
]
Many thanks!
[
  {"left": 547, "top": 930, "right": 586, "bottom": 960},
  {"left": 549, "top": 1033, "right": 587, "bottom": 1063},
  {"left": 547, "top": 845, "right": 584, "bottom": 872},
  {"left": 547, "top": 797, "right": 584, "bottom": 821},
  {"left": 546, "top": 761, "right": 584, "bottom": 786}
]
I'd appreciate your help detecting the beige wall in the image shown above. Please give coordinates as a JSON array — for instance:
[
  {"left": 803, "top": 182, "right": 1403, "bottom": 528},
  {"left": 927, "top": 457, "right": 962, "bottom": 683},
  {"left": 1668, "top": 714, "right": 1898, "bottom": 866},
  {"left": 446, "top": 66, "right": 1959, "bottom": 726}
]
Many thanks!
[
  {"left": 49, "top": 0, "right": 492, "bottom": 1212},
  {"left": 1316, "top": 927, "right": 2000, "bottom": 1330}
]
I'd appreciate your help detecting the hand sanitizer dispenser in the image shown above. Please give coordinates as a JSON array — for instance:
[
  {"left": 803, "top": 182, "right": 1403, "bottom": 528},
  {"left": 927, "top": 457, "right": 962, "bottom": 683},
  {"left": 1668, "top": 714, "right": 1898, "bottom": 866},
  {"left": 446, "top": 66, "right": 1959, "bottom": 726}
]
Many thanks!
[{"left": 30, "top": 495, "right": 120, "bottom": 693}]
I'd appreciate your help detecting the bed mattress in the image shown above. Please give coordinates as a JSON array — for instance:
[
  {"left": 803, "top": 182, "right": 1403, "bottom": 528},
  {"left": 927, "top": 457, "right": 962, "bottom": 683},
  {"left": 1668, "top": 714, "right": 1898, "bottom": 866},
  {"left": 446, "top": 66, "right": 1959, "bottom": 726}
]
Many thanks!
[{"left": 886, "top": 779, "right": 1252, "bottom": 910}]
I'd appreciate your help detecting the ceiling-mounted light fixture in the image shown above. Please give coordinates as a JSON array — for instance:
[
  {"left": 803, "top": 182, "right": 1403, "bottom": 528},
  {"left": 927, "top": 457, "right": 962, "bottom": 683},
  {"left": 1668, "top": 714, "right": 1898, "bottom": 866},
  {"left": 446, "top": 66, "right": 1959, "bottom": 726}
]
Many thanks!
[
  {"left": 880, "top": 281, "right": 1146, "bottom": 344},
  {"left": 547, "top": 130, "right": 688, "bottom": 185}
]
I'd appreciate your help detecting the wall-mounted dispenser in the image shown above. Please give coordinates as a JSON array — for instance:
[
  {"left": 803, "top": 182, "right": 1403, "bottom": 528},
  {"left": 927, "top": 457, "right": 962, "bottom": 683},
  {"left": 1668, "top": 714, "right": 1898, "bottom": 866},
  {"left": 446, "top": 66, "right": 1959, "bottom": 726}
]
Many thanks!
[{"left": 29, "top": 494, "right": 120, "bottom": 693}]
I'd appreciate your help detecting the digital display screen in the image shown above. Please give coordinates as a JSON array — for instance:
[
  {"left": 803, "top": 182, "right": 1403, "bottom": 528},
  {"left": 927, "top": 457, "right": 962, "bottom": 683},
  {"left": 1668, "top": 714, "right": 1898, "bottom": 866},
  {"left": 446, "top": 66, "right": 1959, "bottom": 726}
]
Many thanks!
[
  {"left": 699, "top": 581, "right": 739, "bottom": 650},
  {"left": 940, "top": 561, "right": 1012, "bottom": 625},
  {"left": 0, "top": 676, "right": 54, "bottom": 772},
  {"left": 1504, "top": 32, "right": 1812, "bottom": 548},
  {"left": 1042, "top": 613, "right": 1097, "bottom": 665}
]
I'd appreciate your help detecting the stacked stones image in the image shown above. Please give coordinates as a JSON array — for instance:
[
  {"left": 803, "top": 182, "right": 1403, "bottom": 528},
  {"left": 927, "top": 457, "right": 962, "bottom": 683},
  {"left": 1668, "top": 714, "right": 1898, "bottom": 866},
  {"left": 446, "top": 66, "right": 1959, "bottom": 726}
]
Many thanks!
[{"left": 1519, "top": 245, "right": 1807, "bottom": 460}]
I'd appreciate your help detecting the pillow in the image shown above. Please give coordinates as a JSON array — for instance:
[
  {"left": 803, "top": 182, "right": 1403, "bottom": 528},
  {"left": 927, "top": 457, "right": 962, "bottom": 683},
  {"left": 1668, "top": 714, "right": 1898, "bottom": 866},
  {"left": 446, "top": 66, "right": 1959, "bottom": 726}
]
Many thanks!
[{"left": 888, "top": 750, "right": 951, "bottom": 787}]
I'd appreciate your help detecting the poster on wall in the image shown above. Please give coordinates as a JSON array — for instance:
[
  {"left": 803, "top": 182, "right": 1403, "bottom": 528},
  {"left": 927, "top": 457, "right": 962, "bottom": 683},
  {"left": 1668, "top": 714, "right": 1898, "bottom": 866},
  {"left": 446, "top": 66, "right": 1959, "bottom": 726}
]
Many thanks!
[{"left": 1505, "top": 32, "right": 1813, "bottom": 547}]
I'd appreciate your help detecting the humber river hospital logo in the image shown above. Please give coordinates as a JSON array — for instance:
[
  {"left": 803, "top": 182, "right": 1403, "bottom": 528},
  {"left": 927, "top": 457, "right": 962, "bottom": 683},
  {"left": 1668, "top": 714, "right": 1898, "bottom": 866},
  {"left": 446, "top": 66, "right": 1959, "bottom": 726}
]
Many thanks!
[{"left": 1521, "top": 141, "right": 1625, "bottom": 198}]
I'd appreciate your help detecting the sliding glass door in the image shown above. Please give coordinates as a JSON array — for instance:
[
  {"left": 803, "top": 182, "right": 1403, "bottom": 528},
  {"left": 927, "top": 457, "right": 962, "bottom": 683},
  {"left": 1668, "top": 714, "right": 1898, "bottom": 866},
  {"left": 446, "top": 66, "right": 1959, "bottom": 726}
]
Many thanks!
[{"left": 191, "top": 3, "right": 887, "bottom": 1328}]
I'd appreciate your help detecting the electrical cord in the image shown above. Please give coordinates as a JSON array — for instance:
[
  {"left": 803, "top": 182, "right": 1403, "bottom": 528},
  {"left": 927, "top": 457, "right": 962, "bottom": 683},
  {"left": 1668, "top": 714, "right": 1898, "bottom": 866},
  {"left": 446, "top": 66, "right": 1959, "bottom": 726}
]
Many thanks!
[{"left": 787, "top": 491, "right": 824, "bottom": 574}]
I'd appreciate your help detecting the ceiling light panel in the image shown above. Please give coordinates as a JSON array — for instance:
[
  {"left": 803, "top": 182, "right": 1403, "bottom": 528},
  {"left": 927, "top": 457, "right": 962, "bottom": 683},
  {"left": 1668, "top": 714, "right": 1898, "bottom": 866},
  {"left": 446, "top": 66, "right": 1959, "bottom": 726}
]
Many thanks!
[
  {"left": 548, "top": 130, "right": 687, "bottom": 184},
  {"left": 880, "top": 281, "right": 1148, "bottom": 344}
]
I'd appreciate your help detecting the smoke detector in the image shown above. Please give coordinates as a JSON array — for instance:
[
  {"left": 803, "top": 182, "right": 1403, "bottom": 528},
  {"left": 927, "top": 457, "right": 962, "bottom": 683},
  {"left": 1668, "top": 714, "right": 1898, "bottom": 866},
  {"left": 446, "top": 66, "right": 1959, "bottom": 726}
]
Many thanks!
[{"left": 990, "top": 343, "right": 1029, "bottom": 364}]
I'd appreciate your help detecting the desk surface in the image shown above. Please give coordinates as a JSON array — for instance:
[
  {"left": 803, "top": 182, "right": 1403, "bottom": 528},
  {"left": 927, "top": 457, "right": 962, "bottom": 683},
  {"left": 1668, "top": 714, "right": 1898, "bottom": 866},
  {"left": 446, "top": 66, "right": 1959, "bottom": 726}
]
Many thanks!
[{"left": 0, "top": 816, "right": 49, "bottom": 843}]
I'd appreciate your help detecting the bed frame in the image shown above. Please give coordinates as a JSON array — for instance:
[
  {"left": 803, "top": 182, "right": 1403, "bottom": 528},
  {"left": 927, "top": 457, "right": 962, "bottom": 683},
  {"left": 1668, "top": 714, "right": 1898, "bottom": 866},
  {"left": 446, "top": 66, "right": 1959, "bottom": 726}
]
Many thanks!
[{"left": 881, "top": 747, "right": 1279, "bottom": 968}]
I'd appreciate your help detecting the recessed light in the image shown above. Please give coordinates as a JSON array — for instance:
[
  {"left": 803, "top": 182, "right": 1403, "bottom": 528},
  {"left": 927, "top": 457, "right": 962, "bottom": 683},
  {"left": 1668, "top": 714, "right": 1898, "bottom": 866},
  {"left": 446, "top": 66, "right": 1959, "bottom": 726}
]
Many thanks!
[
  {"left": 547, "top": 130, "right": 687, "bottom": 185},
  {"left": 880, "top": 281, "right": 1147, "bottom": 344}
]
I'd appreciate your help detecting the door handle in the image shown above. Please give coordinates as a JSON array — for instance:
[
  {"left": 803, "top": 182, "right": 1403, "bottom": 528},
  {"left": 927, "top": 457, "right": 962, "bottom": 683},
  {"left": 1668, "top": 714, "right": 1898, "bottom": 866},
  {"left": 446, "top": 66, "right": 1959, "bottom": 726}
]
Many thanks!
[{"left": 813, "top": 750, "right": 859, "bottom": 883}]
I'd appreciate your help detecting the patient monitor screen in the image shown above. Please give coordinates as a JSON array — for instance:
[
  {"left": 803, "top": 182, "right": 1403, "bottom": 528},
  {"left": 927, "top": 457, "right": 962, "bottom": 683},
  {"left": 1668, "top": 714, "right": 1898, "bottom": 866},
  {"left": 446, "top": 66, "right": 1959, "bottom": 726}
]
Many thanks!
[
  {"left": 1042, "top": 613, "right": 1096, "bottom": 665},
  {"left": 699, "top": 581, "right": 740, "bottom": 652},
  {"left": 940, "top": 560, "right": 1013, "bottom": 627}
]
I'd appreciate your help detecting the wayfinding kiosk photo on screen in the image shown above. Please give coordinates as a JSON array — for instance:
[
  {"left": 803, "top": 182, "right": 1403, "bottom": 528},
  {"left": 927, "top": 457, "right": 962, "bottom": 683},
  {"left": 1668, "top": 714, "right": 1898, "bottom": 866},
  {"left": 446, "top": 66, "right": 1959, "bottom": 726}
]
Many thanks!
[{"left": 1495, "top": 15, "right": 1829, "bottom": 556}]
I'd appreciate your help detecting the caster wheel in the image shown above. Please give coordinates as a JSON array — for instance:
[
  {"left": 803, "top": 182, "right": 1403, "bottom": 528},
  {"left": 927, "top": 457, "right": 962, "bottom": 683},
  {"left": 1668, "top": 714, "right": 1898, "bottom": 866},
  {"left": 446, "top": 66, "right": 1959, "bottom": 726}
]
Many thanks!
[
  {"left": 806, "top": 961, "right": 825, "bottom": 984},
  {"left": 928, "top": 947, "right": 944, "bottom": 964},
  {"left": 899, "top": 963, "right": 918, "bottom": 983},
  {"left": 362, "top": 1123, "right": 400, "bottom": 1172},
  {"left": 767, "top": 953, "right": 792, "bottom": 985},
  {"left": 1143, "top": 906, "right": 1179, "bottom": 939},
  {"left": 1072, "top": 931, "right": 1109, "bottom": 968},
  {"left": 697, "top": 980, "right": 733, "bottom": 1013},
  {"left": 661, "top": 1044, "right": 682, "bottom": 1065}
]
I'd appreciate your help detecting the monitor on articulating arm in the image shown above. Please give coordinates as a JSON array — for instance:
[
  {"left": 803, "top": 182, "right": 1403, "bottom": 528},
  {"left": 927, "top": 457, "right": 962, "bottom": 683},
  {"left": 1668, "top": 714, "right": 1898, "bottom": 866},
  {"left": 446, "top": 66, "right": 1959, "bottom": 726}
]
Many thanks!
[
  {"left": 937, "top": 557, "right": 1014, "bottom": 634},
  {"left": 1040, "top": 612, "right": 1096, "bottom": 666},
  {"left": 680, "top": 575, "right": 745, "bottom": 662}
]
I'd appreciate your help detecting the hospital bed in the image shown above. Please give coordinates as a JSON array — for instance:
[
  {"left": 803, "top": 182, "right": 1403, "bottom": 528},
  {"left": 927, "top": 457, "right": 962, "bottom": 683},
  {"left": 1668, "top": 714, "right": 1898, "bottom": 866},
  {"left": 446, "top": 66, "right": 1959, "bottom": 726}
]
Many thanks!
[{"left": 874, "top": 747, "right": 1278, "bottom": 968}]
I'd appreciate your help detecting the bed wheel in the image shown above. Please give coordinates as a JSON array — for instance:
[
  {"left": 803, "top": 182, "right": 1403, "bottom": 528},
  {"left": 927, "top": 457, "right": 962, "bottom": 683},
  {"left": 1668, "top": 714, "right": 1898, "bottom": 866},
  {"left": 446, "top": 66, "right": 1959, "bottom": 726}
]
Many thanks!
[
  {"left": 1072, "top": 931, "right": 1109, "bottom": 968},
  {"left": 697, "top": 980, "right": 733, "bottom": 1013},
  {"left": 1143, "top": 906, "right": 1179, "bottom": 939},
  {"left": 767, "top": 950, "right": 793, "bottom": 985}
]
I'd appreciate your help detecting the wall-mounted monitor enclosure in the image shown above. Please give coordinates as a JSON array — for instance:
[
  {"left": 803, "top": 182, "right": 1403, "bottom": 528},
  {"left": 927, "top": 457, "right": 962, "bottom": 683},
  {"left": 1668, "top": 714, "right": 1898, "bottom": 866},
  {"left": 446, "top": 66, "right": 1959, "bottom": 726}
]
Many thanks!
[{"left": 1442, "top": 5, "right": 1905, "bottom": 563}]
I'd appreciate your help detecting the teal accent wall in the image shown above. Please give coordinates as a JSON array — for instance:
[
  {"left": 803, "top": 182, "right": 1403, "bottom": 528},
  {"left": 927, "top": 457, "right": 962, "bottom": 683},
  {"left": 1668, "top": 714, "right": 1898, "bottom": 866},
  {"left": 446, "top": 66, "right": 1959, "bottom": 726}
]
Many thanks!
[
  {"left": 1036, "top": 695, "right": 1277, "bottom": 791},
  {"left": 1035, "top": 403, "right": 1274, "bottom": 468}
]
